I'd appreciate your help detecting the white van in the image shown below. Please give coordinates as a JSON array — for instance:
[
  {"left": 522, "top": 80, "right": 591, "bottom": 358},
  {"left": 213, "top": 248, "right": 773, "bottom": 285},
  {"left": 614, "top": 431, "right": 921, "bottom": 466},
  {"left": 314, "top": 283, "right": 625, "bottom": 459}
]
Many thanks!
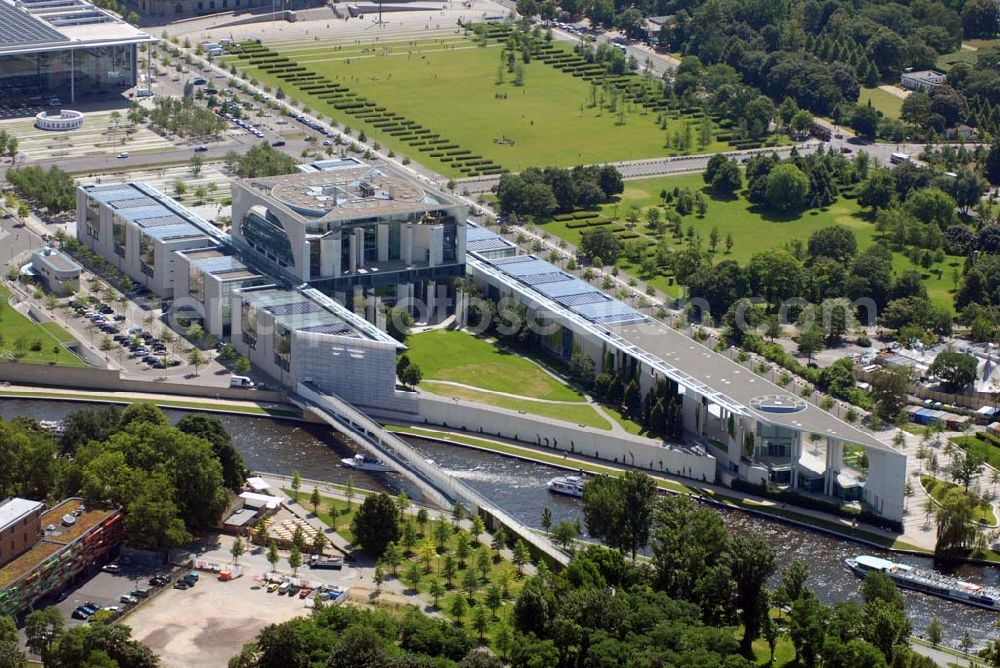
[{"left": 229, "top": 375, "right": 254, "bottom": 388}]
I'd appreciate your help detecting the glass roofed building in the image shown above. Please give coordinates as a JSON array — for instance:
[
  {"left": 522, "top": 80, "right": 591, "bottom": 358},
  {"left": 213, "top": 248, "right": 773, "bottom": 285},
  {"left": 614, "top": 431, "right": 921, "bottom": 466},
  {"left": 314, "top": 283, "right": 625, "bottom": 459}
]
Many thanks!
[{"left": 0, "top": 0, "right": 154, "bottom": 105}]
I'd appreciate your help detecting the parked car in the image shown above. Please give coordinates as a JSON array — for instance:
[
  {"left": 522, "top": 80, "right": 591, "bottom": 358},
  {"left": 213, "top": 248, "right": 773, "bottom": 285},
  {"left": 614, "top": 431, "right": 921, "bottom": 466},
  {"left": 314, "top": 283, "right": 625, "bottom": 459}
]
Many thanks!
[
  {"left": 192, "top": 77, "right": 206, "bottom": 85},
  {"left": 149, "top": 575, "right": 168, "bottom": 587},
  {"left": 101, "top": 563, "right": 120, "bottom": 573},
  {"left": 271, "top": 140, "right": 286, "bottom": 147},
  {"left": 116, "top": 152, "right": 129, "bottom": 159},
  {"left": 72, "top": 607, "right": 91, "bottom": 620},
  {"left": 120, "top": 594, "right": 137, "bottom": 604},
  {"left": 173, "top": 581, "right": 189, "bottom": 590},
  {"left": 113, "top": 314, "right": 126, "bottom": 321},
  {"left": 194, "top": 145, "right": 208, "bottom": 152}
]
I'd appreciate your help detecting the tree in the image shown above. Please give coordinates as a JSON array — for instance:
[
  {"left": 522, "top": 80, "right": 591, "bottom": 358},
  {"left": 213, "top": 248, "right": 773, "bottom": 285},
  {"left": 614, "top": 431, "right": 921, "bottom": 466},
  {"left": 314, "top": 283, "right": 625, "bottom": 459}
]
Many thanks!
[
  {"left": 383, "top": 541, "right": 403, "bottom": 576},
  {"left": 925, "top": 617, "right": 943, "bottom": 647},
  {"left": 24, "top": 607, "right": 62, "bottom": 665},
  {"left": 351, "top": 493, "right": 401, "bottom": 557},
  {"left": 552, "top": 520, "right": 580, "bottom": 550},
  {"left": 765, "top": 163, "right": 809, "bottom": 212},
  {"left": 291, "top": 471, "right": 302, "bottom": 496},
  {"left": 928, "top": 351, "right": 978, "bottom": 393},
  {"left": 312, "top": 532, "right": 327, "bottom": 556},
  {"left": 935, "top": 488, "right": 977, "bottom": 560},
  {"left": 513, "top": 540, "right": 530, "bottom": 575},
  {"left": 850, "top": 105, "right": 880, "bottom": 140},
  {"left": 808, "top": 226, "right": 857, "bottom": 263},
  {"left": 187, "top": 347, "right": 205, "bottom": 374},
  {"left": 189, "top": 154, "right": 204, "bottom": 176},
  {"left": 857, "top": 168, "right": 895, "bottom": 215},
  {"left": 729, "top": 533, "right": 777, "bottom": 658},
  {"left": 450, "top": 593, "right": 469, "bottom": 624},
  {"left": 950, "top": 450, "right": 985, "bottom": 493},
  {"left": 175, "top": 414, "right": 246, "bottom": 491},
  {"left": 288, "top": 544, "right": 302, "bottom": 574},
  {"left": 579, "top": 227, "right": 623, "bottom": 265},
  {"left": 582, "top": 471, "right": 657, "bottom": 559},
  {"left": 473, "top": 606, "right": 489, "bottom": 643},
  {"left": 797, "top": 326, "right": 825, "bottom": 364},
  {"left": 789, "top": 591, "right": 827, "bottom": 666},
  {"left": 309, "top": 487, "right": 321, "bottom": 515},
  {"left": 870, "top": 366, "right": 911, "bottom": 421},
  {"left": 384, "top": 305, "right": 413, "bottom": 343},
  {"left": 405, "top": 561, "right": 422, "bottom": 593},
  {"left": 429, "top": 577, "right": 445, "bottom": 608},
  {"left": 267, "top": 541, "right": 280, "bottom": 572},
  {"left": 963, "top": 0, "right": 999, "bottom": 39},
  {"left": 230, "top": 536, "right": 244, "bottom": 565},
  {"left": 400, "top": 363, "right": 423, "bottom": 389},
  {"left": 486, "top": 584, "right": 503, "bottom": 619},
  {"left": 541, "top": 507, "right": 552, "bottom": 532},
  {"left": 233, "top": 355, "right": 251, "bottom": 375}
]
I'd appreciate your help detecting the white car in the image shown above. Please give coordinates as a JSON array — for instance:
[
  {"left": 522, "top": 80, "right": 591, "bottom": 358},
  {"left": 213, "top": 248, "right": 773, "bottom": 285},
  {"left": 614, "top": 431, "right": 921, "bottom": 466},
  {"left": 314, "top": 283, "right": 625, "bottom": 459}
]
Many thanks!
[
  {"left": 120, "top": 594, "right": 137, "bottom": 604},
  {"left": 116, "top": 152, "right": 129, "bottom": 159}
]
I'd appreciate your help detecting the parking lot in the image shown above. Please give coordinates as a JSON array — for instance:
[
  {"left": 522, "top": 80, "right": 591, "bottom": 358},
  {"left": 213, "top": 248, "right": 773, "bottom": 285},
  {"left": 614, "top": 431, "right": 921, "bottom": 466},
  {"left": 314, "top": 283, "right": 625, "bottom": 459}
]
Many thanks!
[
  {"left": 54, "top": 562, "right": 175, "bottom": 630},
  {"left": 124, "top": 535, "right": 360, "bottom": 667}
]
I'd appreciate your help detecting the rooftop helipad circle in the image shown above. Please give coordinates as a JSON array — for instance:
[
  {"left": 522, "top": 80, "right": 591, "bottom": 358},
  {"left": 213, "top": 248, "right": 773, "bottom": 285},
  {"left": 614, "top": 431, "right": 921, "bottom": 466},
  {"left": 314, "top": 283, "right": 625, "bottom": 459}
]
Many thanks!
[{"left": 749, "top": 394, "right": 807, "bottom": 414}]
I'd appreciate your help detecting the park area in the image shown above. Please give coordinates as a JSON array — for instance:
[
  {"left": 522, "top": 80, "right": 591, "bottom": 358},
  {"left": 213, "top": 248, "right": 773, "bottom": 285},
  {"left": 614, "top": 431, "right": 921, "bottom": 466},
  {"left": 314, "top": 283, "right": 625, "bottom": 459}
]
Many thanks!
[
  {"left": 0, "top": 285, "right": 84, "bottom": 366},
  {"left": 403, "top": 329, "right": 613, "bottom": 430},
  {"left": 222, "top": 28, "right": 735, "bottom": 176},
  {"left": 538, "top": 171, "right": 962, "bottom": 308}
]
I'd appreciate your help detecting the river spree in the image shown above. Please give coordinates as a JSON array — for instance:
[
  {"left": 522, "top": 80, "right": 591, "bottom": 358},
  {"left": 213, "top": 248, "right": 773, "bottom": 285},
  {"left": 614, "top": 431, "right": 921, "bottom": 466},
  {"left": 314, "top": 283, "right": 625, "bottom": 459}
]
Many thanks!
[{"left": 2, "top": 398, "right": 997, "bottom": 649}]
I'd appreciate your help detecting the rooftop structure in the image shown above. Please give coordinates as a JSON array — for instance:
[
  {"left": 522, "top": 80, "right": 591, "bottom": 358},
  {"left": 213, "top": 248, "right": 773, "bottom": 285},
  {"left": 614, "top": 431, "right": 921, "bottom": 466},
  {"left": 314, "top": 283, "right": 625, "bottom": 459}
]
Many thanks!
[
  {"left": 901, "top": 70, "right": 946, "bottom": 91},
  {"left": 0, "top": 498, "right": 43, "bottom": 533},
  {"left": 230, "top": 161, "right": 467, "bottom": 319},
  {"left": 0, "top": 499, "right": 122, "bottom": 615},
  {"left": 0, "top": 0, "right": 154, "bottom": 104}
]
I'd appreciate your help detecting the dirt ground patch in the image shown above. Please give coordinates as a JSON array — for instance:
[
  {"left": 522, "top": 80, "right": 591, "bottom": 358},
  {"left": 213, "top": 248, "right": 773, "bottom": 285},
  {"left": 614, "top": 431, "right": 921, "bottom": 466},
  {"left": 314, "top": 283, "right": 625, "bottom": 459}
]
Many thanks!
[{"left": 125, "top": 575, "right": 313, "bottom": 667}]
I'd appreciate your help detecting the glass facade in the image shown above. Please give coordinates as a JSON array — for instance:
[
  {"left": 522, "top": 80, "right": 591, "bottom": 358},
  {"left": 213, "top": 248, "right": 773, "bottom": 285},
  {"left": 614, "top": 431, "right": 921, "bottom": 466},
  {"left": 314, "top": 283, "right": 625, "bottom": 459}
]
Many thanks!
[
  {"left": 241, "top": 210, "right": 294, "bottom": 269},
  {"left": 241, "top": 300, "right": 258, "bottom": 348},
  {"left": 273, "top": 324, "right": 291, "bottom": 371},
  {"left": 112, "top": 213, "right": 126, "bottom": 257},
  {"left": 189, "top": 265, "right": 205, "bottom": 303},
  {"left": 138, "top": 234, "right": 154, "bottom": 277},
  {"left": 85, "top": 199, "right": 101, "bottom": 240},
  {"left": 0, "top": 45, "right": 136, "bottom": 104}
]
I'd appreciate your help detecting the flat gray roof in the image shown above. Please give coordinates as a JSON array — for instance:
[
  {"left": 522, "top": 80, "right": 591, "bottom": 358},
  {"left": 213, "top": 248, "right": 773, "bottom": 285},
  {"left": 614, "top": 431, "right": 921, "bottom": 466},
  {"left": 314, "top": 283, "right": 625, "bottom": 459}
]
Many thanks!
[
  {"left": 612, "top": 320, "right": 890, "bottom": 450},
  {"left": 0, "top": 498, "right": 43, "bottom": 532}
]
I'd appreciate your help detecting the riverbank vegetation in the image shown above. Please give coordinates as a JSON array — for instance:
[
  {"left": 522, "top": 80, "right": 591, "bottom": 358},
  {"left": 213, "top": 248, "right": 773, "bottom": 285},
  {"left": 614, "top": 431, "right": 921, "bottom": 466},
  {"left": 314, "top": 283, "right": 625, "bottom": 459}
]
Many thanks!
[
  {"left": 0, "top": 403, "right": 245, "bottom": 551},
  {"left": 921, "top": 474, "right": 997, "bottom": 526},
  {"left": 231, "top": 474, "right": 929, "bottom": 668}
]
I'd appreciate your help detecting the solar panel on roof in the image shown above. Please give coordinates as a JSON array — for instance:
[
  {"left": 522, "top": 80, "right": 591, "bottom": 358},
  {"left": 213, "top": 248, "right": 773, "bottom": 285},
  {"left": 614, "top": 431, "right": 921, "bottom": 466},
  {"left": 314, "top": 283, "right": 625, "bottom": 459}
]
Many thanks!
[
  {"left": 136, "top": 215, "right": 186, "bottom": 228},
  {"left": 557, "top": 292, "right": 608, "bottom": 307},
  {"left": 86, "top": 183, "right": 133, "bottom": 193},
  {"left": 0, "top": 2, "right": 68, "bottom": 47},
  {"left": 109, "top": 197, "right": 158, "bottom": 210},
  {"left": 300, "top": 323, "right": 351, "bottom": 335},
  {"left": 467, "top": 238, "right": 512, "bottom": 252},
  {"left": 267, "top": 301, "right": 322, "bottom": 317},
  {"left": 518, "top": 272, "right": 572, "bottom": 286},
  {"left": 490, "top": 255, "right": 533, "bottom": 265}
]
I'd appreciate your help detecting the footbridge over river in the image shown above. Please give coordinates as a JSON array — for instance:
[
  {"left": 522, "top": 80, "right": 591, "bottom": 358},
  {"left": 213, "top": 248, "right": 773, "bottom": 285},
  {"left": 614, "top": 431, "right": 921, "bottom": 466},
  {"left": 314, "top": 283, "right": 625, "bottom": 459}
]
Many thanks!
[{"left": 292, "top": 382, "right": 570, "bottom": 567}]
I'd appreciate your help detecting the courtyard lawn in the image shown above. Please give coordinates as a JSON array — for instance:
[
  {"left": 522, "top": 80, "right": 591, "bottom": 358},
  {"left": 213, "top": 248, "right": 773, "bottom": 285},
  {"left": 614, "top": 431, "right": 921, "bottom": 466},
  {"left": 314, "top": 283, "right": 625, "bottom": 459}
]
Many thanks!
[
  {"left": 859, "top": 86, "right": 904, "bottom": 120},
  {"left": 921, "top": 475, "right": 997, "bottom": 526},
  {"left": 539, "top": 172, "right": 962, "bottom": 311},
  {"left": 405, "top": 329, "right": 585, "bottom": 402},
  {"left": 419, "top": 380, "right": 611, "bottom": 430},
  {"left": 953, "top": 435, "right": 1000, "bottom": 472},
  {"left": 0, "top": 285, "right": 84, "bottom": 366},
  {"left": 225, "top": 36, "right": 729, "bottom": 175}
]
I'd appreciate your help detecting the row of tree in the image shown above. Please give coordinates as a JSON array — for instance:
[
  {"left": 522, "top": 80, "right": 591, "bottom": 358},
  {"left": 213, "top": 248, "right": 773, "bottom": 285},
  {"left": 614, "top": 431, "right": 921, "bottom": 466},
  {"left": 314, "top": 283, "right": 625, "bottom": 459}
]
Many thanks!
[{"left": 6, "top": 166, "right": 75, "bottom": 214}]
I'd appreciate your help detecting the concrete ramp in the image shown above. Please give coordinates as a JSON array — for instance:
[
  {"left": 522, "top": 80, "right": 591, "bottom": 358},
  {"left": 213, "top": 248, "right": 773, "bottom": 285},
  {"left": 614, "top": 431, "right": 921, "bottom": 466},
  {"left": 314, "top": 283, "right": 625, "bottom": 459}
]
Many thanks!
[{"left": 294, "top": 382, "right": 569, "bottom": 567}]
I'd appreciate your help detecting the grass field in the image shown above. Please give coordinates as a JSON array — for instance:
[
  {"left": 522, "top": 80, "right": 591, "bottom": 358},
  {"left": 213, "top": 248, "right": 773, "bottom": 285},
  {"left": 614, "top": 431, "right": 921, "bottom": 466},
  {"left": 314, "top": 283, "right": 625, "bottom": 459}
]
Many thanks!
[
  {"left": 420, "top": 381, "right": 611, "bottom": 430},
  {"left": 0, "top": 285, "right": 84, "bottom": 366},
  {"left": 952, "top": 435, "right": 1000, "bottom": 472},
  {"left": 224, "top": 35, "right": 729, "bottom": 175},
  {"left": 405, "top": 330, "right": 584, "bottom": 401},
  {"left": 539, "top": 172, "right": 963, "bottom": 310},
  {"left": 859, "top": 86, "right": 904, "bottom": 119},
  {"left": 920, "top": 475, "right": 997, "bottom": 525},
  {"left": 284, "top": 488, "right": 360, "bottom": 543}
]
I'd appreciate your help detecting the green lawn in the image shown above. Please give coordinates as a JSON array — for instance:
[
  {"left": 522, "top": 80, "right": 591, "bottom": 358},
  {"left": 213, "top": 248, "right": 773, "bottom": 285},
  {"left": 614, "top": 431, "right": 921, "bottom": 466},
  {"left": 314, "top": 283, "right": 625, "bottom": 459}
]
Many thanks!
[
  {"left": 952, "top": 435, "right": 1000, "bottom": 472},
  {"left": 859, "top": 86, "right": 904, "bottom": 120},
  {"left": 420, "top": 380, "right": 611, "bottom": 430},
  {"left": 224, "top": 35, "right": 729, "bottom": 175},
  {"left": 405, "top": 330, "right": 585, "bottom": 402},
  {"left": 921, "top": 475, "right": 998, "bottom": 526},
  {"left": 284, "top": 488, "right": 359, "bottom": 543},
  {"left": 538, "top": 172, "right": 963, "bottom": 310},
  {"left": 0, "top": 285, "right": 84, "bottom": 366}
]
